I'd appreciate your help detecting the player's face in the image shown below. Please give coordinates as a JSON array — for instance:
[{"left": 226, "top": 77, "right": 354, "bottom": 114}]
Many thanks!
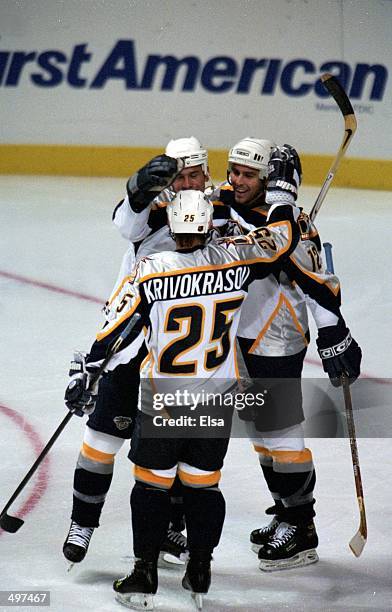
[
  {"left": 171, "top": 165, "right": 207, "bottom": 192},
  {"left": 229, "top": 163, "right": 262, "bottom": 205}
]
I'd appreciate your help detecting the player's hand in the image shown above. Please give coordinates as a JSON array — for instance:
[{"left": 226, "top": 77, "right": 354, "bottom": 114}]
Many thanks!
[
  {"left": 127, "top": 155, "right": 178, "bottom": 212},
  {"left": 65, "top": 375, "right": 97, "bottom": 417},
  {"left": 266, "top": 144, "right": 302, "bottom": 203},
  {"left": 316, "top": 320, "right": 362, "bottom": 387},
  {"left": 64, "top": 352, "right": 99, "bottom": 417}
]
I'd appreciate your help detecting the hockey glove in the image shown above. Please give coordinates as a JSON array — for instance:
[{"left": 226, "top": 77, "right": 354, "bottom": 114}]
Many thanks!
[
  {"left": 64, "top": 352, "right": 100, "bottom": 417},
  {"left": 266, "top": 144, "right": 302, "bottom": 204},
  {"left": 126, "top": 154, "right": 179, "bottom": 212},
  {"left": 316, "top": 320, "right": 362, "bottom": 387}
]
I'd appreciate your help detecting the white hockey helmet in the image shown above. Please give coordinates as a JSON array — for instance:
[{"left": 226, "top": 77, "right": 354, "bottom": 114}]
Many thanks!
[
  {"left": 167, "top": 190, "right": 213, "bottom": 234},
  {"left": 228, "top": 137, "right": 276, "bottom": 178},
  {"left": 165, "top": 137, "right": 208, "bottom": 173}
]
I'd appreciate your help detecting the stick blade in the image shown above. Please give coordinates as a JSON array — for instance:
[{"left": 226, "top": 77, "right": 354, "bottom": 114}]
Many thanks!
[
  {"left": 321, "top": 73, "right": 355, "bottom": 117},
  {"left": 0, "top": 513, "right": 24, "bottom": 533},
  {"left": 349, "top": 530, "right": 366, "bottom": 557}
]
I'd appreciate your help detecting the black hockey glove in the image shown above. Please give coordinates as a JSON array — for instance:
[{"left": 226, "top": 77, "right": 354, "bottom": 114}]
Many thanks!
[
  {"left": 64, "top": 352, "right": 100, "bottom": 417},
  {"left": 316, "top": 320, "right": 362, "bottom": 387},
  {"left": 266, "top": 144, "right": 302, "bottom": 204},
  {"left": 126, "top": 154, "right": 178, "bottom": 212}
]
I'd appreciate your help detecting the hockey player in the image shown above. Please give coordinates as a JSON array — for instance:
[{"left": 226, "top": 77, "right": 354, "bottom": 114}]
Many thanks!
[
  {"left": 210, "top": 137, "right": 362, "bottom": 571},
  {"left": 110, "top": 135, "right": 230, "bottom": 277},
  {"left": 64, "top": 187, "right": 304, "bottom": 608},
  {"left": 63, "top": 137, "right": 224, "bottom": 567},
  {"left": 113, "top": 136, "right": 212, "bottom": 246}
]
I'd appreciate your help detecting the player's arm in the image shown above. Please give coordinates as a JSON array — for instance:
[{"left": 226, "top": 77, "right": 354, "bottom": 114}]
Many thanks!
[
  {"left": 64, "top": 312, "right": 145, "bottom": 418},
  {"left": 286, "top": 236, "right": 342, "bottom": 315},
  {"left": 64, "top": 269, "right": 146, "bottom": 416},
  {"left": 225, "top": 202, "right": 300, "bottom": 269},
  {"left": 268, "top": 146, "right": 321, "bottom": 249},
  {"left": 264, "top": 144, "right": 342, "bottom": 322},
  {"left": 112, "top": 196, "right": 152, "bottom": 242},
  {"left": 284, "top": 240, "right": 361, "bottom": 386},
  {"left": 256, "top": 143, "right": 308, "bottom": 252},
  {"left": 90, "top": 266, "right": 146, "bottom": 366}
]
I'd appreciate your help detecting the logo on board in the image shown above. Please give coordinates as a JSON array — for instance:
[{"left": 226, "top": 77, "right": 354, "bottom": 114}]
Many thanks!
[{"left": 0, "top": 39, "right": 387, "bottom": 103}]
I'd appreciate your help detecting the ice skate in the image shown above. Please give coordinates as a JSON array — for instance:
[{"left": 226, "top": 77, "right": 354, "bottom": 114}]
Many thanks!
[
  {"left": 182, "top": 556, "right": 211, "bottom": 610},
  {"left": 113, "top": 559, "right": 157, "bottom": 610},
  {"left": 258, "top": 521, "right": 319, "bottom": 572},
  {"left": 158, "top": 526, "right": 188, "bottom": 567},
  {"left": 63, "top": 521, "right": 94, "bottom": 570},
  {"left": 250, "top": 516, "right": 281, "bottom": 553}
]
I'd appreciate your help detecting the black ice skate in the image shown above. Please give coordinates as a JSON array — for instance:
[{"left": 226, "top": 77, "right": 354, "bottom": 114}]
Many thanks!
[
  {"left": 258, "top": 521, "right": 319, "bottom": 572},
  {"left": 159, "top": 526, "right": 189, "bottom": 567},
  {"left": 113, "top": 559, "right": 158, "bottom": 611},
  {"left": 182, "top": 556, "right": 211, "bottom": 610},
  {"left": 250, "top": 516, "right": 281, "bottom": 553},
  {"left": 63, "top": 521, "right": 94, "bottom": 570}
]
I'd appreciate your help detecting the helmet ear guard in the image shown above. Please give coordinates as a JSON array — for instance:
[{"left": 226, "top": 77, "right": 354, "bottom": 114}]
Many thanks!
[
  {"left": 228, "top": 137, "right": 276, "bottom": 179},
  {"left": 165, "top": 136, "right": 208, "bottom": 174},
  {"left": 167, "top": 190, "right": 213, "bottom": 235}
]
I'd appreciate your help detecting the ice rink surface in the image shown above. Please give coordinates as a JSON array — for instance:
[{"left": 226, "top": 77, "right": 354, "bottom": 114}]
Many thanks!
[{"left": 0, "top": 176, "right": 391, "bottom": 611}]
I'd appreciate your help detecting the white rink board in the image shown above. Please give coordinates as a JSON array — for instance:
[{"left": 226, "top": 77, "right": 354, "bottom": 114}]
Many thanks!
[{"left": 0, "top": 0, "right": 391, "bottom": 158}]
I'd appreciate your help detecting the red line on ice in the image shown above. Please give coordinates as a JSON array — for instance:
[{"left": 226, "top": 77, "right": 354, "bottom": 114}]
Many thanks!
[{"left": 0, "top": 269, "right": 102, "bottom": 304}]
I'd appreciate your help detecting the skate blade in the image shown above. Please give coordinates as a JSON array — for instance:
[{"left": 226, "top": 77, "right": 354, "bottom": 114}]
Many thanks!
[
  {"left": 251, "top": 543, "right": 262, "bottom": 554},
  {"left": 158, "top": 550, "right": 188, "bottom": 568},
  {"left": 115, "top": 592, "right": 154, "bottom": 610},
  {"left": 259, "top": 548, "right": 319, "bottom": 572},
  {"left": 191, "top": 592, "right": 204, "bottom": 610}
]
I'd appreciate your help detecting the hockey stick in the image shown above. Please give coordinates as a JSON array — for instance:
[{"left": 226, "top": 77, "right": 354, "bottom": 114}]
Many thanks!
[
  {"left": 0, "top": 312, "right": 141, "bottom": 533},
  {"left": 309, "top": 73, "right": 357, "bottom": 222},
  {"left": 322, "top": 244, "right": 367, "bottom": 556},
  {"left": 342, "top": 374, "right": 367, "bottom": 557}
]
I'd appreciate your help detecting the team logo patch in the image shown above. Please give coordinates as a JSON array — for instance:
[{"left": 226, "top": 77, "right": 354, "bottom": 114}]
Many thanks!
[{"left": 113, "top": 416, "right": 133, "bottom": 430}]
